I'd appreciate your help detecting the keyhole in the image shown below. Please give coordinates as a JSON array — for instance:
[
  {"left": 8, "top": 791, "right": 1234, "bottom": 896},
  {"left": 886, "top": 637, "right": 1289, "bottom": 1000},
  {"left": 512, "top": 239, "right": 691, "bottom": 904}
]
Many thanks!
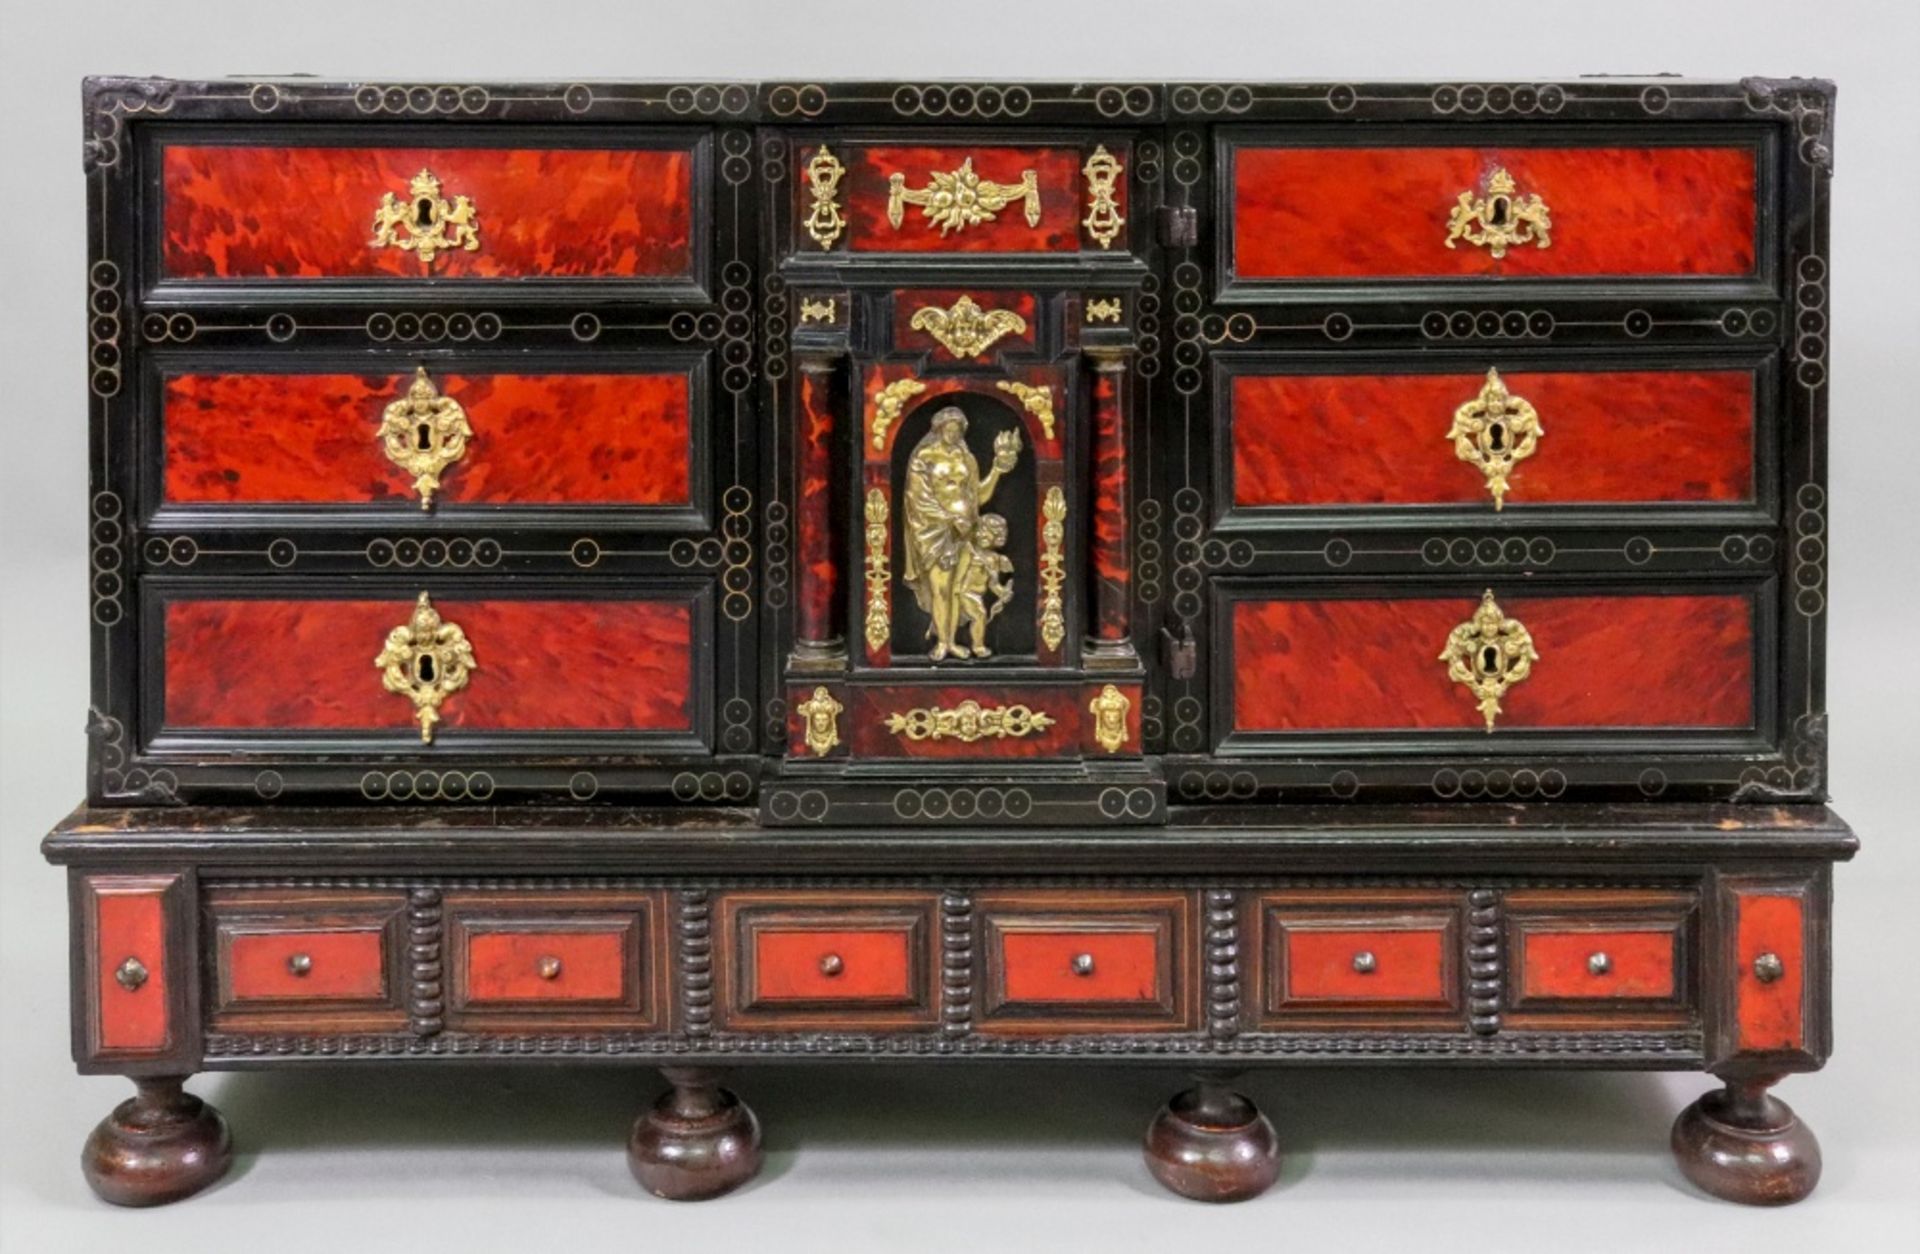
[
  {"left": 1486, "top": 421, "right": 1507, "bottom": 453},
  {"left": 415, "top": 197, "right": 435, "bottom": 228},
  {"left": 1488, "top": 195, "right": 1509, "bottom": 227},
  {"left": 416, "top": 422, "right": 434, "bottom": 452},
  {"left": 1479, "top": 644, "right": 1502, "bottom": 676},
  {"left": 415, "top": 653, "right": 437, "bottom": 684}
]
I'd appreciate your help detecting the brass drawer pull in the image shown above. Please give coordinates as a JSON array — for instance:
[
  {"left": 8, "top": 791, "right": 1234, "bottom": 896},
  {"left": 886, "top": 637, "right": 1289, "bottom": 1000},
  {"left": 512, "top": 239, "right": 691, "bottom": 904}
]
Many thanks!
[
  {"left": 374, "top": 592, "right": 478, "bottom": 743},
  {"left": 370, "top": 166, "right": 480, "bottom": 269},
  {"left": 537, "top": 956, "right": 563, "bottom": 981},
  {"left": 1588, "top": 952, "right": 1612, "bottom": 976},
  {"left": 1440, "top": 590, "right": 1539, "bottom": 732},
  {"left": 1446, "top": 368, "right": 1542, "bottom": 511},
  {"left": 1444, "top": 165, "right": 1550, "bottom": 259},
  {"left": 819, "top": 953, "right": 845, "bottom": 978},
  {"left": 1753, "top": 952, "right": 1786, "bottom": 984},
  {"left": 114, "top": 956, "right": 149, "bottom": 992},
  {"left": 887, "top": 158, "right": 1041, "bottom": 236},
  {"left": 287, "top": 953, "right": 314, "bottom": 977},
  {"left": 379, "top": 367, "right": 473, "bottom": 511},
  {"left": 1071, "top": 953, "right": 1097, "bottom": 976},
  {"left": 1351, "top": 951, "right": 1378, "bottom": 975}
]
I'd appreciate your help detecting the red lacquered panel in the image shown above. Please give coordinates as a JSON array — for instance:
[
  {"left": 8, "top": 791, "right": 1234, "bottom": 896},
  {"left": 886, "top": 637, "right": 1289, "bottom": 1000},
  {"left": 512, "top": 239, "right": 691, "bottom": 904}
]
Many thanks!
[
  {"left": 891, "top": 289, "right": 1039, "bottom": 359},
  {"left": 162, "top": 145, "right": 696, "bottom": 279},
  {"left": 850, "top": 687, "right": 1081, "bottom": 759},
  {"left": 1232, "top": 146, "right": 1757, "bottom": 279},
  {"left": 753, "top": 930, "right": 912, "bottom": 1001},
  {"left": 229, "top": 930, "right": 386, "bottom": 1002},
  {"left": 1284, "top": 928, "right": 1447, "bottom": 1002},
  {"left": 92, "top": 879, "right": 171, "bottom": 1052},
  {"left": 1735, "top": 893, "right": 1806, "bottom": 1052},
  {"left": 163, "top": 372, "right": 692, "bottom": 506},
  {"left": 1231, "top": 593, "right": 1753, "bottom": 732},
  {"left": 1001, "top": 930, "right": 1161, "bottom": 1004},
  {"left": 464, "top": 931, "right": 627, "bottom": 1003},
  {"left": 1231, "top": 369, "right": 1755, "bottom": 507},
  {"left": 163, "top": 598, "right": 694, "bottom": 733},
  {"left": 1521, "top": 931, "right": 1676, "bottom": 999},
  {"left": 842, "top": 147, "right": 1088, "bottom": 253}
]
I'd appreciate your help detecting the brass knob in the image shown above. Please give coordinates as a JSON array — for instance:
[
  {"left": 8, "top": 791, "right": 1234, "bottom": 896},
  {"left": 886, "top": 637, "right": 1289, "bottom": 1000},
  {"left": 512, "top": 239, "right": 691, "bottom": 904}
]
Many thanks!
[
  {"left": 1588, "top": 952, "right": 1612, "bottom": 976},
  {"left": 819, "top": 953, "right": 845, "bottom": 977},
  {"left": 1352, "top": 951, "right": 1378, "bottom": 975},
  {"left": 1753, "top": 952, "right": 1786, "bottom": 984},
  {"left": 1071, "top": 953, "right": 1097, "bottom": 977},
  {"left": 287, "top": 953, "right": 313, "bottom": 977},
  {"left": 537, "top": 956, "right": 563, "bottom": 981},
  {"left": 114, "top": 956, "right": 148, "bottom": 991}
]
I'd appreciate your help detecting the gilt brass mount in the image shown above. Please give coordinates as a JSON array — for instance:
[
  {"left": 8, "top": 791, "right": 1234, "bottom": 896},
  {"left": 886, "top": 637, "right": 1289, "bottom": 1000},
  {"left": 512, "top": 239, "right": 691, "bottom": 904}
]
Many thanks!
[
  {"left": 374, "top": 593, "right": 478, "bottom": 743},
  {"left": 1080, "top": 145, "right": 1125, "bottom": 249},
  {"left": 1439, "top": 590, "right": 1538, "bottom": 732},
  {"left": 1446, "top": 368, "right": 1543, "bottom": 511},
  {"left": 1444, "top": 166, "right": 1551, "bottom": 259},
  {"left": 885, "top": 700, "right": 1056, "bottom": 743},
  {"left": 796, "top": 686, "right": 844, "bottom": 757},
  {"left": 803, "top": 146, "right": 848, "bottom": 249},
  {"left": 370, "top": 167, "right": 480, "bottom": 269},
  {"left": 379, "top": 367, "right": 474, "bottom": 510},
  {"left": 887, "top": 158, "right": 1041, "bottom": 236},
  {"left": 909, "top": 295, "right": 1027, "bottom": 359},
  {"left": 1039, "top": 487, "right": 1067, "bottom": 652},
  {"left": 1088, "top": 684, "right": 1131, "bottom": 753}
]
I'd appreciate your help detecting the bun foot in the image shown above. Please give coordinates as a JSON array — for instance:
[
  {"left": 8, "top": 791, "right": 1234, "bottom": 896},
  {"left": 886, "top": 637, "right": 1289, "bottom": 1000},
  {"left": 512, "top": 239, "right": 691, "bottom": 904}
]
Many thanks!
[
  {"left": 1672, "top": 1078, "right": 1822, "bottom": 1205},
  {"left": 1144, "top": 1079, "right": 1279, "bottom": 1203},
  {"left": 82, "top": 1077, "right": 232, "bottom": 1207},
  {"left": 628, "top": 1067, "right": 762, "bottom": 1201}
]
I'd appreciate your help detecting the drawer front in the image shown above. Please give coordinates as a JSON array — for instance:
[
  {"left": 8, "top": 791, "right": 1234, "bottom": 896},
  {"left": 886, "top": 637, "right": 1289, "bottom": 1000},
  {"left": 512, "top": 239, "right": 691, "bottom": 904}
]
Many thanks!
[
  {"left": 1727, "top": 882, "right": 1812, "bottom": 1055},
  {"left": 445, "top": 891, "right": 667, "bottom": 1031},
  {"left": 206, "top": 889, "right": 407, "bottom": 1031},
  {"left": 1225, "top": 589, "right": 1755, "bottom": 737},
  {"left": 161, "top": 141, "right": 702, "bottom": 281},
  {"left": 715, "top": 892, "right": 940, "bottom": 1031},
  {"left": 1225, "top": 362, "right": 1759, "bottom": 512},
  {"left": 975, "top": 891, "right": 1196, "bottom": 1033},
  {"left": 1255, "top": 891, "right": 1466, "bottom": 1029},
  {"left": 80, "top": 874, "right": 185, "bottom": 1059},
  {"left": 1505, "top": 890, "right": 1696, "bottom": 1029},
  {"left": 160, "top": 365, "right": 700, "bottom": 511},
  {"left": 1227, "top": 140, "right": 1759, "bottom": 283},
  {"left": 800, "top": 140, "right": 1131, "bottom": 255},
  {"left": 154, "top": 588, "right": 703, "bottom": 742}
]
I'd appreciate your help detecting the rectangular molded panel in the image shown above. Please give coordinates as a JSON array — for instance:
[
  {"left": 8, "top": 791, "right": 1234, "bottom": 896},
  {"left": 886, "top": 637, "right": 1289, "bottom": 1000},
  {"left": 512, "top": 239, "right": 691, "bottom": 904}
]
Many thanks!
[
  {"left": 973, "top": 891, "right": 1195, "bottom": 1034},
  {"left": 162, "top": 371, "right": 696, "bottom": 508},
  {"left": 1229, "top": 592, "right": 1755, "bottom": 733},
  {"left": 1228, "top": 367, "right": 1756, "bottom": 508},
  {"left": 205, "top": 888, "right": 408, "bottom": 1033},
  {"left": 714, "top": 891, "right": 941, "bottom": 1032},
  {"left": 1732, "top": 891, "right": 1807, "bottom": 1053},
  {"left": 1502, "top": 889, "right": 1695, "bottom": 1031},
  {"left": 161, "top": 597, "right": 696, "bottom": 735},
  {"left": 1253, "top": 890, "right": 1466, "bottom": 1030},
  {"left": 1283, "top": 928, "right": 1449, "bottom": 1002},
  {"left": 161, "top": 144, "right": 700, "bottom": 280},
  {"left": 86, "top": 875, "right": 177, "bottom": 1055},
  {"left": 1228, "top": 143, "right": 1758, "bottom": 280},
  {"left": 464, "top": 930, "right": 629, "bottom": 1003},
  {"left": 1000, "top": 931, "right": 1161, "bottom": 1003},
  {"left": 1519, "top": 930, "right": 1677, "bottom": 1000},
  {"left": 753, "top": 930, "right": 912, "bottom": 1001},
  {"left": 836, "top": 145, "right": 1104, "bottom": 253},
  {"left": 228, "top": 929, "right": 387, "bottom": 1002},
  {"left": 443, "top": 891, "right": 667, "bottom": 1032}
]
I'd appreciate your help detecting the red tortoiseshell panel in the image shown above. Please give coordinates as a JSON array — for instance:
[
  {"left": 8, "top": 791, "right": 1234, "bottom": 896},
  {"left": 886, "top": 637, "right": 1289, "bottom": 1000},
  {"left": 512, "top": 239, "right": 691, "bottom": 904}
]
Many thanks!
[
  {"left": 464, "top": 931, "right": 627, "bottom": 1003},
  {"left": 1521, "top": 931, "right": 1677, "bottom": 999},
  {"left": 850, "top": 687, "right": 1081, "bottom": 759},
  {"left": 753, "top": 930, "right": 913, "bottom": 1001},
  {"left": 1284, "top": 928, "right": 1449, "bottom": 1002},
  {"left": 163, "top": 599, "right": 694, "bottom": 733},
  {"left": 1232, "top": 146, "right": 1757, "bottom": 279},
  {"left": 229, "top": 930, "right": 387, "bottom": 1002},
  {"left": 93, "top": 880, "right": 171, "bottom": 1052},
  {"left": 1734, "top": 893, "right": 1806, "bottom": 1052},
  {"left": 163, "top": 373, "right": 692, "bottom": 506},
  {"left": 842, "top": 147, "right": 1089, "bottom": 253},
  {"left": 1232, "top": 369, "right": 1755, "bottom": 506},
  {"left": 161, "top": 146, "right": 696, "bottom": 279},
  {"left": 1231, "top": 594, "right": 1753, "bottom": 732},
  {"left": 1001, "top": 931, "right": 1162, "bottom": 1004},
  {"left": 796, "top": 365, "right": 838, "bottom": 646},
  {"left": 891, "top": 289, "right": 1039, "bottom": 359},
  {"left": 1090, "top": 365, "right": 1131, "bottom": 638}
]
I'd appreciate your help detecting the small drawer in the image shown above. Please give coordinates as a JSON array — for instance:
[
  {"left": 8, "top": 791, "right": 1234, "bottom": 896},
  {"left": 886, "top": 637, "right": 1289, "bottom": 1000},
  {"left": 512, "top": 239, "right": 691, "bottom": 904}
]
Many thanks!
[
  {"left": 792, "top": 139, "right": 1133, "bottom": 256},
  {"left": 445, "top": 891, "right": 667, "bottom": 1032},
  {"left": 206, "top": 888, "right": 407, "bottom": 1033},
  {"left": 715, "top": 891, "right": 939, "bottom": 1031},
  {"left": 1224, "top": 136, "right": 1761, "bottom": 287},
  {"left": 976, "top": 891, "right": 1196, "bottom": 1034},
  {"left": 159, "top": 138, "right": 705, "bottom": 283},
  {"left": 1255, "top": 890, "right": 1466, "bottom": 1030},
  {"left": 1505, "top": 889, "right": 1697, "bottom": 1029}
]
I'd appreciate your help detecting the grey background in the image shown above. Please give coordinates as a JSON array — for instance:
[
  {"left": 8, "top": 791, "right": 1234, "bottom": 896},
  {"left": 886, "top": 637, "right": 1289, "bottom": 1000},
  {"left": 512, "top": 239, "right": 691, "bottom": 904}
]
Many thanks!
[{"left": 3, "top": 1, "right": 1917, "bottom": 1250}]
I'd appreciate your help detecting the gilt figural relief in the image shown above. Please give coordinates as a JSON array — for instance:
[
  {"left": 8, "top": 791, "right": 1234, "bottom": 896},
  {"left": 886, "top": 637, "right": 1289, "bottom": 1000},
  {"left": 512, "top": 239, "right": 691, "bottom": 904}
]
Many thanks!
[{"left": 900, "top": 407, "right": 1022, "bottom": 661}]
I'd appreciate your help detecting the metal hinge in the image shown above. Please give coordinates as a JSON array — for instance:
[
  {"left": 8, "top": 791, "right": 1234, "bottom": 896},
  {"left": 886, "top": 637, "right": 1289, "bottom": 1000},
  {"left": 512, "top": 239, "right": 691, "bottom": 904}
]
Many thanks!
[
  {"left": 1154, "top": 205, "right": 1198, "bottom": 248},
  {"left": 1159, "top": 618, "right": 1197, "bottom": 680}
]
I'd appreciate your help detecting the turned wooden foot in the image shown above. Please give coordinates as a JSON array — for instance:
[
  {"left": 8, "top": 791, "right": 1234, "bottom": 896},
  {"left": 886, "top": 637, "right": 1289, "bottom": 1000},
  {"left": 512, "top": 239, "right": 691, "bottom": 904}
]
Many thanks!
[
  {"left": 81, "top": 1076, "right": 232, "bottom": 1207},
  {"left": 1672, "top": 1077, "right": 1822, "bottom": 1205},
  {"left": 1143, "top": 1078, "right": 1279, "bottom": 1203},
  {"left": 627, "top": 1067, "right": 762, "bottom": 1201}
]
